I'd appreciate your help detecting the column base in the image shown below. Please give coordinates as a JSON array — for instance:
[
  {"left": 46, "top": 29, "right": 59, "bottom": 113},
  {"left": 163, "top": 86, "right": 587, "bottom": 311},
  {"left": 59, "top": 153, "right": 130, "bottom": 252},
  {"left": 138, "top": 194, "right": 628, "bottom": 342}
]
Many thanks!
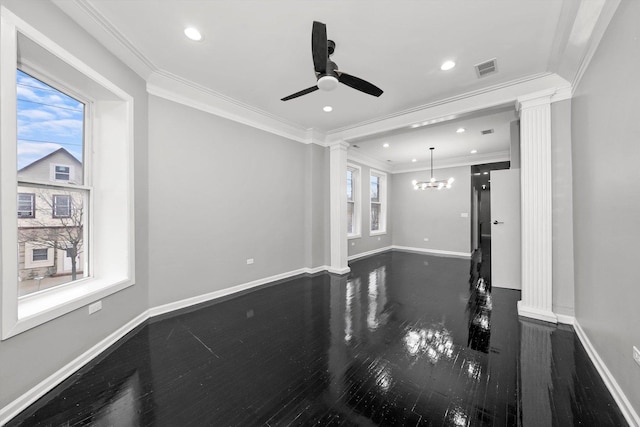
[
  {"left": 517, "top": 300, "right": 558, "bottom": 324},
  {"left": 327, "top": 266, "right": 350, "bottom": 275}
]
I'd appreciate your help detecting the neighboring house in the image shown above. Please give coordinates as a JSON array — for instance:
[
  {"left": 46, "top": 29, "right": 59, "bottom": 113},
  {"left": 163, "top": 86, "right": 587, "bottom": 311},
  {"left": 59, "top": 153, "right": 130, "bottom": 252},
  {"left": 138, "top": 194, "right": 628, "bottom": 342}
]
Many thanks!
[{"left": 17, "top": 147, "right": 84, "bottom": 283}]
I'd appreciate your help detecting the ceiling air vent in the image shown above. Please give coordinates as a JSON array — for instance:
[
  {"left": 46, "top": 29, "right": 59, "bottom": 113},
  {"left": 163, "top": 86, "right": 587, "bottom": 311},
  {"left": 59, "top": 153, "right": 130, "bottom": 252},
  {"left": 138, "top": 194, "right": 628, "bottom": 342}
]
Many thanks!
[
  {"left": 475, "top": 58, "right": 498, "bottom": 78},
  {"left": 481, "top": 129, "right": 494, "bottom": 135}
]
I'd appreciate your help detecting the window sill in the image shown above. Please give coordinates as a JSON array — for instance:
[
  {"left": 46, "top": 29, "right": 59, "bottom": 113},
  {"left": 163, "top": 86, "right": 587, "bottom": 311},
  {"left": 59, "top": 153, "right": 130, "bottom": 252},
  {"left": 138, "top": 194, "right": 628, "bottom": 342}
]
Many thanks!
[
  {"left": 348, "top": 234, "right": 361, "bottom": 240},
  {"left": 369, "top": 230, "right": 387, "bottom": 237},
  {"left": 5, "top": 277, "right": 133, "bottom": 339}
]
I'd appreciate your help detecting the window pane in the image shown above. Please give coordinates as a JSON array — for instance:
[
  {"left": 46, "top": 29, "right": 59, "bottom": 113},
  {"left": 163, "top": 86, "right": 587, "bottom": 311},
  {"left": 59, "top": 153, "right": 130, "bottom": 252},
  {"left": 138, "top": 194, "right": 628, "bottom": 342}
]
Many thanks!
[
  {"left": 32, "top": 248, "right": 48, "bottom": 261},
  {"left": 18, "top": 193, "right": 35, "bottom": 218},
  {"left": 371, "top": 203, "right": 380, "bottom": 231},
  {"left": 18, "top": 187, "right": 86, "bottom": 296},
  {"left": 347, "top": 170, "right": 353, "bottom": 201},
  {"left": 53, "top": 195, "right": 71, "bottom": 218},
  {"left": 16, "top": 70, "right": 84, "bottom": 185},
  {"left": 347, "top": 201, "right": 354, "bottom": 234},
  {"left": 371, "top": 175, "right": 380, "bottom": 202}
]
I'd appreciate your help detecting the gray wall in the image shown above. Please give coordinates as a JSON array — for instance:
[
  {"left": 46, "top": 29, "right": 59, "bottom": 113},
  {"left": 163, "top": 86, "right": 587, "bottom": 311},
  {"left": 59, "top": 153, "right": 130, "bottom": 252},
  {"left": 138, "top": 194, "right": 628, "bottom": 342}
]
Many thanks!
[
  {"left": 571, "top": 0, "right": 640, "bottom": 410},
  {"left": 148, "top": 96, "right": 326, "bottom": 307},
  {"left": 0, "top": 0, "right": 149, "bottom": 409},
  {"left": 391, "top": 166, "right": 471, "bottom": 255},
  {"left": 550, "top": 100, "right": 575, "bottom": 317},
  {"left": 346, "top": 160, "right": 393, "bottom": 258}
]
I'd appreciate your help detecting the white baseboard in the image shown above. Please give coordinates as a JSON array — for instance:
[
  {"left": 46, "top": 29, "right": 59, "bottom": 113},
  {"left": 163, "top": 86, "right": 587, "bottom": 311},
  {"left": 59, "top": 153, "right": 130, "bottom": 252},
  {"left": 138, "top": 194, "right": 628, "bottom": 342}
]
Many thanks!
[
  {"left": 391, "top": 245, "right": 471, "bottom": 258},
  {"left": 517, "top": 301, "right": 558, "bottom": 324},
  {"left": 0, "top": 310, "right": 149, "bottom": 426},
  {"left": 574, "top": 321, "right": 640, "bottom": 427},
  {"left": 348, "top": 246, "right": 392, "bottom": 261},
  {"left": 555, "top": 314, "right": 575, "bottom": 325},
  {"left": 148, "top": 267, "right": 314, "bottom": 317}
]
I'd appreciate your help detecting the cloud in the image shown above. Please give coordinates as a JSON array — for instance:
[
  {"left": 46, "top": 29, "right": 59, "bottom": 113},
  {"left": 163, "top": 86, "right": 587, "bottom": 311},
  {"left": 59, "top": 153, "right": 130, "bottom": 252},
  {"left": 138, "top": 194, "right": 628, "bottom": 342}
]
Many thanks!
[
  {"left": 19, "top": 119, "right": 83, "bottom": 139},
  {"left": 17, "top": 141, "right": 62, "bottom": 170},
  {"left": 18, "top": 109, "right": 56, "bottom": 121}
]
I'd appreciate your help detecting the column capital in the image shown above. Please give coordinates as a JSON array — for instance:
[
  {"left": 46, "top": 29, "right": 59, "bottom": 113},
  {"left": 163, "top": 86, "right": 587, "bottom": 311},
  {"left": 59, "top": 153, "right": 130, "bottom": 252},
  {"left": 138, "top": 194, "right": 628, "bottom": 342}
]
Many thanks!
[
  {"left": 516, "top": 89, "right": 556, "bottom": 112},
  {"left": 328, "top": 141, "right": 350, "bottom": 151}
]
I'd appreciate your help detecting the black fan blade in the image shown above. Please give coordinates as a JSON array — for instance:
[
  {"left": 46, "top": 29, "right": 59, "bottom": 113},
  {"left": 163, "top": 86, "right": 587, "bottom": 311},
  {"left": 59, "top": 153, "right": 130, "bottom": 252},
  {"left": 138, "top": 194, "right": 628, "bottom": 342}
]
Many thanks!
[
  {"left": 312, "top": 21, "right": 327, "bottom": 74},
  {"left": 338, "top": 73, "right": 383, "bottom": 97},
  {"left": 281, "top": 85, "right": 319, "bottom": 101}
]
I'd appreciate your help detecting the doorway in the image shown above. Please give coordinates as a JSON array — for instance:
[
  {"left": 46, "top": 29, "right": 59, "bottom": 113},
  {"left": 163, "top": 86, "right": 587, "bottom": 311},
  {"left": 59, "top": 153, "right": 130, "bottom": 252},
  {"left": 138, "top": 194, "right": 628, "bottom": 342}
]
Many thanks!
[{"left": 471, "top": 161, "right": 510, "bottom": 282}]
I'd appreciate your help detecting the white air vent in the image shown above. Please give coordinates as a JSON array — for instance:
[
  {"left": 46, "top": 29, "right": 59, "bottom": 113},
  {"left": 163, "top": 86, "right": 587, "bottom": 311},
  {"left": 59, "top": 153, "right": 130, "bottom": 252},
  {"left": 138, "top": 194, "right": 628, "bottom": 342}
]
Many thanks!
[
  {"left": 481, "top": 129, "right": 494, "bottom": 135},
  {"left": 475, "top": 58, "right": 497, "bottom": 78}
]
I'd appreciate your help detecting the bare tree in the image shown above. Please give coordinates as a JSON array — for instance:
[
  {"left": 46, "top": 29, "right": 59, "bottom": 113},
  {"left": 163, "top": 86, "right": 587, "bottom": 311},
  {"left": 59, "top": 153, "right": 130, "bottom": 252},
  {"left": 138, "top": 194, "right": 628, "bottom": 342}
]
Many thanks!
[{"left": 18, "top": 189, "right": 84, "bottom": 281}]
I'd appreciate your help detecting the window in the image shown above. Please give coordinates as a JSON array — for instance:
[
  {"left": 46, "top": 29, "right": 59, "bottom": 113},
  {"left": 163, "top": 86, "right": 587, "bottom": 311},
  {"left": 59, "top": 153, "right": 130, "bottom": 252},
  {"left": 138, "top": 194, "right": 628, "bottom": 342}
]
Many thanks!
[
  {"left": 32, "top": 248, "right": 48, "bottom": 262},
  {"left": 1, "top": 8, "right": 135, "bottom": 339},
  {"left": 347, "top": 164, "right": 361, "bottom": 237},
  {"left": 370, "top": 170, "right": 387, "bottom": 234},
  {"left": 54, "top": 165, "right": 70, "bottom": 181},
  {"left": 18, "top": 193, "right": 35, "bottom": 218},
  {"left": 53, "top": 195, "right": 72, "bottom": 218}
]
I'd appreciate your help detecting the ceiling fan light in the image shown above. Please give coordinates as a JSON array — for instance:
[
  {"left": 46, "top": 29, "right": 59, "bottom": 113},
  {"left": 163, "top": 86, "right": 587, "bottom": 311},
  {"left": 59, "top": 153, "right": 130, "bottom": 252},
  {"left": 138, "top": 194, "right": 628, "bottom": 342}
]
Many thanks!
[{"left": 318, "top": 75, "right": 339, "bottom": 91}]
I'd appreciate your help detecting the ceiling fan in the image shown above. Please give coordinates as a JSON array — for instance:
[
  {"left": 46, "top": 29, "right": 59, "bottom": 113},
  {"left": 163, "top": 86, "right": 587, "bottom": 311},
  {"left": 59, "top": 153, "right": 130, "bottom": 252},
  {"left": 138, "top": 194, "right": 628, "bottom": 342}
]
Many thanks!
[{"left": 281, "top": 21, "right": 384, "bottom": 101}]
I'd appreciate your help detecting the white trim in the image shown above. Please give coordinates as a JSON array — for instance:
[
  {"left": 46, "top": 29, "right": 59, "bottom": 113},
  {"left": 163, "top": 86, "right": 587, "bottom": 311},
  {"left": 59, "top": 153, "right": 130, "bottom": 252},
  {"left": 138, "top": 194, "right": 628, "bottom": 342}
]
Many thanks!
[
  {"left": 391, "top": 245, "right": 472, "bottom": 259},
  {"left": 555, "top": 314, "right": 575, "bottom": 325},
  {"left": 517, "top": 300, "right": 558, "bottom": 324},
  {"left": 147, "top": 76, "right": 312, "bottom": 146},
  {"left": 574, "top": 321, "right": 640, "bottom": 427},
  {"left": 327, "top": 266, "right": 351, "bottom": 275},
  {"left": 149, "top": 267, "right": 312, "bottom": 317},
  {"left": 329, "top": 142, "right": 350, "bottom": 272},
  {"left": 347, "top": 163, "right": 362, "bottom": 238},
  {"left": 348, "top": 246, "right": 392, "bottom": 261},
  {"left": 0, "top": 310, "right": 149, "bottom": 426},
  {"left": 1, "top": 6, "right": 136, "bottom": 339}
]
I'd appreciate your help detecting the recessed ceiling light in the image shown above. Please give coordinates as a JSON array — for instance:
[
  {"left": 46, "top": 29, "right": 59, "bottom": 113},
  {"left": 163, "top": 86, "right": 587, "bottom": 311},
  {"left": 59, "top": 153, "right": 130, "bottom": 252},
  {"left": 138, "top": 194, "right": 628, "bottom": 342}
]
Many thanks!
[
  {"left": 473, "top": 173, "right": 481, "bottom": 176},
  {"left": 323, "top": 106, "right": 333, "bottom": 112},
  {"left": 411, "top": 124, "right": 420, "bottom": 128},
  {"left": 441, "top": 60, "right": 456, "bottom": 71},
  {"left": 184, "top": 27, "right": 202, "bottom": 41},
  {"left": 383, "top": 143, "right": 390, "bottom": 148},
  {"left": 470, "top": 150, "right": 477, "bottom": 154},
  {"left": 456, "top": 127, "right": 466, "bottom": 133},
  {"left": 483, "top": 171, "right": 489, "bottom": 175},
  {"left": 412, "top": 158, "right": 417, "bottom": 162}
]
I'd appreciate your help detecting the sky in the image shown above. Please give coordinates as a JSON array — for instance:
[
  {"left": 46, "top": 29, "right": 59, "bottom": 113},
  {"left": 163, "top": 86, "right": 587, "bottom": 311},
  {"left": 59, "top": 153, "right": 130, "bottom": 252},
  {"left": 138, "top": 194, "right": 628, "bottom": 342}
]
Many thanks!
[{"left": 16, "top": 69, "right": 84, "bottom": 170}]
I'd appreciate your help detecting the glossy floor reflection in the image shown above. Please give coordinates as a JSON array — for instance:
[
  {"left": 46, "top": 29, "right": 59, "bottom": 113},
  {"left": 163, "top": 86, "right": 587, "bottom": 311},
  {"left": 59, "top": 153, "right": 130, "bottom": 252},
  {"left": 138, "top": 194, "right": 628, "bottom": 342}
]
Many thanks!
[{"left": 8, "top": 251, "right": 627, "bottom": 426}]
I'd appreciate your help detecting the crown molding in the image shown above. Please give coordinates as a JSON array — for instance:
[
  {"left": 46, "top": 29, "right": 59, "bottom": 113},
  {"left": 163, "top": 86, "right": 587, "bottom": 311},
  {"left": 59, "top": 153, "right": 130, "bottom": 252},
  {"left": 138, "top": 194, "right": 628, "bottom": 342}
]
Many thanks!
[
  {"left": 52, "top": 0, "right": 156, "bottom": 79},
  {"left": 147, "top": 71, "right": 314, "bottom": 145},
  {"left": 570, "top": 0, "right": 621, "bottom": 94},
  {"left": 327, "top": 73, "right": 571, "bottom": 144},
  {"left": 347, "top": 150, "right": 393, "bottom": 174},
  {"left": 392, "top": 151, "right": 510, "bottom": 174}
]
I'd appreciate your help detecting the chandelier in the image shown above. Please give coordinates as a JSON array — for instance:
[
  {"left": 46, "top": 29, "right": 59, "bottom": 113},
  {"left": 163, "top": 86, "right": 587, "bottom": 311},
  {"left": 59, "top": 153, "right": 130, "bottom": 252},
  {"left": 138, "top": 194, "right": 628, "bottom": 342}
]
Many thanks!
[{"left": 412, "top": 147, "right": 454, "bottom": 190}]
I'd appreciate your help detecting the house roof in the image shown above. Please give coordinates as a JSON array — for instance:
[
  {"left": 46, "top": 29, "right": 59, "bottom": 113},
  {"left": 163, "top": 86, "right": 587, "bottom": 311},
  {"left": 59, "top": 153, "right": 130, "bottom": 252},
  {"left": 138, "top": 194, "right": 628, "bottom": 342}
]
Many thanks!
[{"left": 18, "top": 147, "right": 82, "bottom": 174}]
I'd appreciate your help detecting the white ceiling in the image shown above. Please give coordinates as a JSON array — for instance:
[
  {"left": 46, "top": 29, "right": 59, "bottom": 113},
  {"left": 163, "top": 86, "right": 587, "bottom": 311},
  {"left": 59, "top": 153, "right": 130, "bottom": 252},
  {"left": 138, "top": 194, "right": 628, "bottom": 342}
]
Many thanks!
[{"left": 52, "top": 0, "right": 610, "bottom": 169}]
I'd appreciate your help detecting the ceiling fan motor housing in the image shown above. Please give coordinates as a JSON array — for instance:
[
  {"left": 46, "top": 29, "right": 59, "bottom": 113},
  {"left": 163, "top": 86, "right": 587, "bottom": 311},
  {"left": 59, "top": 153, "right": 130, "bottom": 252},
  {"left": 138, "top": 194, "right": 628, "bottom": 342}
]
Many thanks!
[{"left": 318, "top": 75, "right": 339, "bottom": 91}]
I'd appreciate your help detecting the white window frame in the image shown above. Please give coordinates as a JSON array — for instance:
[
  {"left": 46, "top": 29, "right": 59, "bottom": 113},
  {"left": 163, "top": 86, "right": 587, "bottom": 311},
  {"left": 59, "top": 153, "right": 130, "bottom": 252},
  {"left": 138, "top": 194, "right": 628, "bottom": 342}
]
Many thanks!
[
  {"left": 369, "top": 169, "right": 387, "bottom": 235},
  {"left": 0, "top": 7, "right": 135, "bottom": 339},
  {"left": 347, "top": 163, "right": 361, "bottom": 239}
]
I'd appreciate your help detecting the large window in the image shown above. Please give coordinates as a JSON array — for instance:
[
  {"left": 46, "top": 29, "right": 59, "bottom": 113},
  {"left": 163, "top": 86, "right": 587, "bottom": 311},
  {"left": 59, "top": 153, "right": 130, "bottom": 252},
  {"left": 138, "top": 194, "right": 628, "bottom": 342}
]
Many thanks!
[
  {"left": 370, "top": 170, "right": 387, "bottom": 234},
  {"left": 1, "top": 8, "right": 135, "bottom": 339},
  {"left": 347, "top": 164, "right": 361, "bottom": 238},
  {"left": 17, "top": 70, "right": 86, "bottom": 293}
]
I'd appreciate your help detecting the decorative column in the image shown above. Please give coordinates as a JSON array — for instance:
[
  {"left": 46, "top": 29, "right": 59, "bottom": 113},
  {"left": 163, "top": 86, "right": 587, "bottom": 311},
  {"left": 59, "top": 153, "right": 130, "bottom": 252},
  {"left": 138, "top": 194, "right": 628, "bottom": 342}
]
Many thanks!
[
  {"left": 517, "top": 90, "right": 557, "bottom": 323},
  {"left": 329, "top": 141, "right": 350, "bottom": 274}
]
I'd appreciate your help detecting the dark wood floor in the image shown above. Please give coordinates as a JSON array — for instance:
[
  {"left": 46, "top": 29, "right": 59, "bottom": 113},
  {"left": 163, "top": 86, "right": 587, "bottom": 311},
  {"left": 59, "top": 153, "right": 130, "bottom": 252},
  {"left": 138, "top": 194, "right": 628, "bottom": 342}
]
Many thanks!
[{"left": 8, "top": 250, "right": 627, "bottom": 426}]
